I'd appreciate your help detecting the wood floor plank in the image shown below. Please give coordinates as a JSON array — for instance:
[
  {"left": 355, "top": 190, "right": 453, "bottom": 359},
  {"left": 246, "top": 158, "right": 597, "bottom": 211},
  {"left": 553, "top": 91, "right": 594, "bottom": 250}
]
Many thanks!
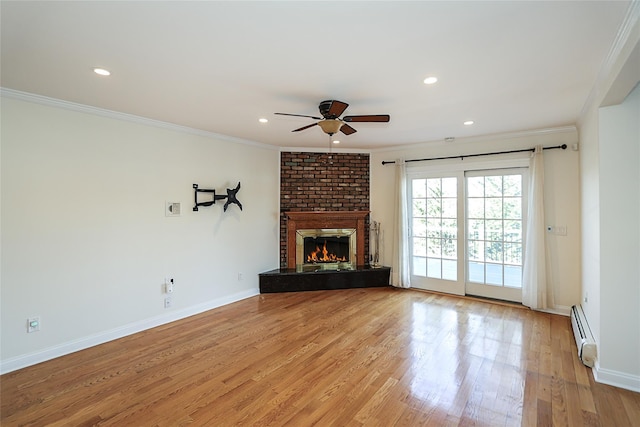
[{"left": 2, "top": 287, "right": 639, "bottom": 426}]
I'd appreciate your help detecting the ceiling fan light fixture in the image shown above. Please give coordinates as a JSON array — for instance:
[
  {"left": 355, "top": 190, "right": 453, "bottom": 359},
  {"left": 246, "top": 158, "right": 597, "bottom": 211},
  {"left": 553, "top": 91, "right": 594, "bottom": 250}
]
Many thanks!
[{"left": 317, "top": 119, "right": 343, "bottom": 135}]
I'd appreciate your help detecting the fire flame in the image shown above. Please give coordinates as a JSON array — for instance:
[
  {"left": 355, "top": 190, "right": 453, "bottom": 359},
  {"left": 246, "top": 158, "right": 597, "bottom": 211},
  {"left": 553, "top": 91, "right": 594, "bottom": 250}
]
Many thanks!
[{"left": 307, "top": 240, "right": 347, "bottom": 263}]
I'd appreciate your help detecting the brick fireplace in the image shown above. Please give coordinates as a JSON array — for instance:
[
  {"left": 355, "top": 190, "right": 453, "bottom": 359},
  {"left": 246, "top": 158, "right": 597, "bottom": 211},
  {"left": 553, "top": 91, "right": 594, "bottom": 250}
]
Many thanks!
[
  {"left": 261, "top": 151, "right": 388, "bottom": 293},
  {"left": 280, "top": 152, "right": 370, "bottom": 268}
]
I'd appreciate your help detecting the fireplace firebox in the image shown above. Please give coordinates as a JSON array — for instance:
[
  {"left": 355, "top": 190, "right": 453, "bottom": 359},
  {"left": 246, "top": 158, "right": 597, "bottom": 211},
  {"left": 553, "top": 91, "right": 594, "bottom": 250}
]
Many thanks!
[{"left": 296, "top": 228, "right": 356, "bottom": 271}]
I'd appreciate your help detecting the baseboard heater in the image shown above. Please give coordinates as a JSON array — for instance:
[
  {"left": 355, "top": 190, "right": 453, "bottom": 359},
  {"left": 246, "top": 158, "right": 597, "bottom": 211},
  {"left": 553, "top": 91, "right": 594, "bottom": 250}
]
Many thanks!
[{"left": 570, "top": 304, "right": 597, "bottom": 367}]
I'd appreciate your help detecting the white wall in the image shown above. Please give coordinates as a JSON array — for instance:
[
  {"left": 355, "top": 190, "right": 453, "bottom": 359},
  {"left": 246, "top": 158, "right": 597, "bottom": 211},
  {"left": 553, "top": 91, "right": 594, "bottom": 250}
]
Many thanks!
[
  {"left": 598, "top": 84, "right": 640, "bottom": 384},
  {"left": 579, "top": 103, "right": 602, "bottom": 343},
  {"left": 370, "top": 128, "right": 581, "bottom": 313},
  {"left": 578, "top": 2, "right": 639, "bottom": 390},
  {"left": 0, "top": 94, "right": 280, "bottom": 372}
]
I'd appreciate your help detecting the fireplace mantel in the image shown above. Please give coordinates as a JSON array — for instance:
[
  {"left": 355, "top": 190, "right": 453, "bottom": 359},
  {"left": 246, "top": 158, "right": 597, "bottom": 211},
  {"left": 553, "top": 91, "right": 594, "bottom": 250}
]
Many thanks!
[{"left": 286, "top": 211, "right": 369, "bottom": 269}]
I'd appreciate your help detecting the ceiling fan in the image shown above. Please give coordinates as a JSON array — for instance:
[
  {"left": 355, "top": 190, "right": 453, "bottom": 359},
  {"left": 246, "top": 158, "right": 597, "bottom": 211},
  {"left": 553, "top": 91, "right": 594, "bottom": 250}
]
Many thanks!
[{"left": 275, "top": 100, "right": 390, "bottom": 136}]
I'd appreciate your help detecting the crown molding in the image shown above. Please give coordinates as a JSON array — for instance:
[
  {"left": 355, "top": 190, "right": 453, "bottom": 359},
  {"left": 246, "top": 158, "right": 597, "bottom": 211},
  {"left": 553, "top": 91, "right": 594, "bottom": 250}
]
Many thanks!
[
  {"left": 579, "top": 0, "right": 640, "bottom": 117},
  {"left": 0, "top": 88, "right": 278, "bottom": 151}
]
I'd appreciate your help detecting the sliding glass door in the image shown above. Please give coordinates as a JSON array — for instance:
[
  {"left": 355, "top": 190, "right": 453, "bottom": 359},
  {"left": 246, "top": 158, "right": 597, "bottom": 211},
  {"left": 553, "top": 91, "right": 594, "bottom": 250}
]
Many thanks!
[{"left": 408, "top": 165, "right": 528, "bottom": 302}]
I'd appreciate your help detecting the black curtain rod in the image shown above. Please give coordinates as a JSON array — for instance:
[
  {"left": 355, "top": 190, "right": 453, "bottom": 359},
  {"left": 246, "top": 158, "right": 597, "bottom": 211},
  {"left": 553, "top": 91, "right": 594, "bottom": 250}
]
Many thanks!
[{"left": 381, "top": 144, "right": 567, "bottom": 165}]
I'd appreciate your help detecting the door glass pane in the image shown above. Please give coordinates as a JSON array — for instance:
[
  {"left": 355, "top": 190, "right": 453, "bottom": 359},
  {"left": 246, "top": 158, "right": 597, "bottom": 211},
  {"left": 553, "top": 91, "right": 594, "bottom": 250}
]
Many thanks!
[
  {"left": 442, "top": 198, "right": 457, "bottom": 218},
  {"left": 413, "top": 179, "right": 427, "bottom": 198},
  {"left": 427, "top": 238, "right": 441, "bottom": 257},
  {"left": 503, "top": 175, "right": 522, "bottom": 196},
  {"left": 413, "top": 237, "right": 426, "bottom": 256},
  {"left": 442, "top": 259, "right": 457, "bottom": 280},
  {"left": 413, "top": 218, "right": 427, "bottom": 237},
  {"left": 485, "top": 198, "right": 503, "bottom": 219},
  {"left": 413, "top": 257, "right": 426, "bottom": 276},
  {"left": 486, "top": 263, "right": 503, "bottom": 285},
  {"left": 426, "top": 179, "right": 441, "bottom": 198},
  {"left": 413, "top": 199, "right": 426, "bottom": 217},
  {"left": 442, "top": 177, "right": 457, "bottom": 197},
  {"left": 427, "top": 258, "right": 441, "bottom": 278},
  {"left": 467, "top": 198, "right": 484, "bottom": 218},
  {"left": 485, "top": 176, "right": 502, "bottom": 197},
  {"left": 467, "top": 177, "right": 484, "bottom": 197},
  {"left": 486, "top": 220, "right": 503, "bottom": 241},
  {"left": 505, "top": 265, "right": 522, "bottom": 287},
  {"left": 426, "top": 199, "right": 441, "bottom": 217},
  {"left": 504, "top": 220, "right": 521, "bottom": 242},
  {"left": 485, "top": 241, "right": 503, "bottom": 263},
  {"left": 469, "top": 261, "right": 484, "bottom": 282},
  {"left": 503, "top": 198, "right": 521, "bottom": 219}
]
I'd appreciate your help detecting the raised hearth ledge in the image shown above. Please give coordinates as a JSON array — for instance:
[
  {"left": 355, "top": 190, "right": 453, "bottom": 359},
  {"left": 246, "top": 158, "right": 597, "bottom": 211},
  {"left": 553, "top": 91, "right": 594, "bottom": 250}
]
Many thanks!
[{"left": 259, "top": 266, "right": 391, "bottom": 293}]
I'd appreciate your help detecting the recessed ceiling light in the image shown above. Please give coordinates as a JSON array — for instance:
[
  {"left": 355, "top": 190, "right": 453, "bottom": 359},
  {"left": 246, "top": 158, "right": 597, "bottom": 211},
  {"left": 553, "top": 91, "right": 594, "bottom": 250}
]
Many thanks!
[
  {"left": 258, "top": 118, "right": 268, "bottom": 123},
  {"left": 423, "top": 76, "right": 438, "bottom": 85},
  {"left": 332, "top": 140, "right": 340, "bottom": 144},
  {"left": 464, "top": 120, "right": 474, "bottom": 126},
  {"left": 93, "top": 68, "right": 111, "bottom": 76}
]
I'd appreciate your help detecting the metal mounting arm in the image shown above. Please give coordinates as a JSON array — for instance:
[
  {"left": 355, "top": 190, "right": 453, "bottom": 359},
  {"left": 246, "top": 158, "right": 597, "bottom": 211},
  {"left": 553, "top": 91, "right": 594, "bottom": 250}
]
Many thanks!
[{"left": 193, "top": 182, "right": 242, "bottom": 212}]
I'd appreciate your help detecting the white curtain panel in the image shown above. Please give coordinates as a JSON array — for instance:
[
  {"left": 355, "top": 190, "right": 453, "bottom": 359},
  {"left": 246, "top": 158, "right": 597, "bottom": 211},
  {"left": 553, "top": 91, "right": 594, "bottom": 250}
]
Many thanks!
[
  {"left": 391, "top": 160, "right": 411, "bottom": 288},
  {"left": 522, "top": 146, "right": 552, "bottom": 309}
]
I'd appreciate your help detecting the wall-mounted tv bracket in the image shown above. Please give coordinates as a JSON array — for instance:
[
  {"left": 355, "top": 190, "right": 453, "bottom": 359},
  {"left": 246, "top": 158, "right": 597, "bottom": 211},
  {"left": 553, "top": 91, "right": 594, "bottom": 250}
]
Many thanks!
[{"left": 192, "top": 182, "right": 242, "bottom": 212}]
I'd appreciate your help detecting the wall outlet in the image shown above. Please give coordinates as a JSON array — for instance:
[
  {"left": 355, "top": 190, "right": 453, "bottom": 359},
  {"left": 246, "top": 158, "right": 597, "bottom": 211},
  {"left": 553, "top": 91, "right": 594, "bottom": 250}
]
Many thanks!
[
  {"left": 238, "top": 272, "right": 243, "bottom": 281},
  {"left": 27, "top": 316, "right": 40, "bottom": 333},
  {"left": 164, "top": 297, "right": 172, "bottom": 308}
]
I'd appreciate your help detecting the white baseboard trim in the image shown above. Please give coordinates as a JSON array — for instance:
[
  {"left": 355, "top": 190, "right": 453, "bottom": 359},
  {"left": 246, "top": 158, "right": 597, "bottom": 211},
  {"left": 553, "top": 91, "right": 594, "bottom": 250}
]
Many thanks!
[
  {"left": 0, "top": 288, "right": 259, "bottom": 375},
  {"left": 536, "top": 304, "right": 571, "bottom": 317},
  {"left": 593, "top": 363, "right": 640, "bottom": 393}
]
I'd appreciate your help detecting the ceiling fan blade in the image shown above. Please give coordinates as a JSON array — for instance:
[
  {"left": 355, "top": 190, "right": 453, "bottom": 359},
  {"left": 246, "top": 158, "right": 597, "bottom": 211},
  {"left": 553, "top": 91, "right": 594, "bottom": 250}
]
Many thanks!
[
  {"left": 292, "top": 123, "right": 318, "bottom": 132},
  {"left": 342, "top": 114, "right": 390, "bottom": 123},
  {"left": 275, "top": 112, "right": 323, "bottom": 120},
  {"left": 327, "top": 100, "right": 349, "bottom": 118},
  {"left": 340, "top": 123, "right": 357, "bottom": 135}
]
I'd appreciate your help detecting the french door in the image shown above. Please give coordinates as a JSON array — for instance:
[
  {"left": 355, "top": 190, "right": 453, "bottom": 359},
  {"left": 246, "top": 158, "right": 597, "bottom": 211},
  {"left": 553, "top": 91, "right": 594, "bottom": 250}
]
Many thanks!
[
  {"left": 464, "top": 169, "right": 527, "bottom": 302},
  {"left": 408, "top": 167, "right": 527, "bottom": 303},
  {"left": 409, "top": 173, "right": 465, "bottom": 295}
]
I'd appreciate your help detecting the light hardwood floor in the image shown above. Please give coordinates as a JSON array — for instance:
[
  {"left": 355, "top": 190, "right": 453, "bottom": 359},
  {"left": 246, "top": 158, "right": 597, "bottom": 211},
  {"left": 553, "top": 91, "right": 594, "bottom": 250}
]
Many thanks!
[{"left": 2, "top": 287, "right": 639, "bottom": 426}]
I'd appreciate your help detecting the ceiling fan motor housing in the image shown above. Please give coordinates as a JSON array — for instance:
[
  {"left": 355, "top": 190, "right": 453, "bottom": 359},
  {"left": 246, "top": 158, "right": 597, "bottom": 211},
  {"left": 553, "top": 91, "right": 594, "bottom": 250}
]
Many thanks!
[{"left": 319, "top": 100, "right": 339, "bottom": 118}]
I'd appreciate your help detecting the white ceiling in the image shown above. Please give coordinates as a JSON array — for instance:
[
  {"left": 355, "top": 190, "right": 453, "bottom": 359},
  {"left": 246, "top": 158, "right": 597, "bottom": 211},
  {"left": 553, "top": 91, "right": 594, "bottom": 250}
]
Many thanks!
[{"left": 0, "top": 1, "right": 631, "bottom": 150}]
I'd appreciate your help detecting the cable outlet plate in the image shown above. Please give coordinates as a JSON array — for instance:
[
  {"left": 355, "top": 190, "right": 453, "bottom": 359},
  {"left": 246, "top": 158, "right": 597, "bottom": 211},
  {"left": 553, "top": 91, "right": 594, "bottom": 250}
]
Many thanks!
[
  {"left": 166, "top": 202, "right": 181, "bottom": 217},
  {"left": 27, "top": 316, "right": 40, "bottom": 333}
]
